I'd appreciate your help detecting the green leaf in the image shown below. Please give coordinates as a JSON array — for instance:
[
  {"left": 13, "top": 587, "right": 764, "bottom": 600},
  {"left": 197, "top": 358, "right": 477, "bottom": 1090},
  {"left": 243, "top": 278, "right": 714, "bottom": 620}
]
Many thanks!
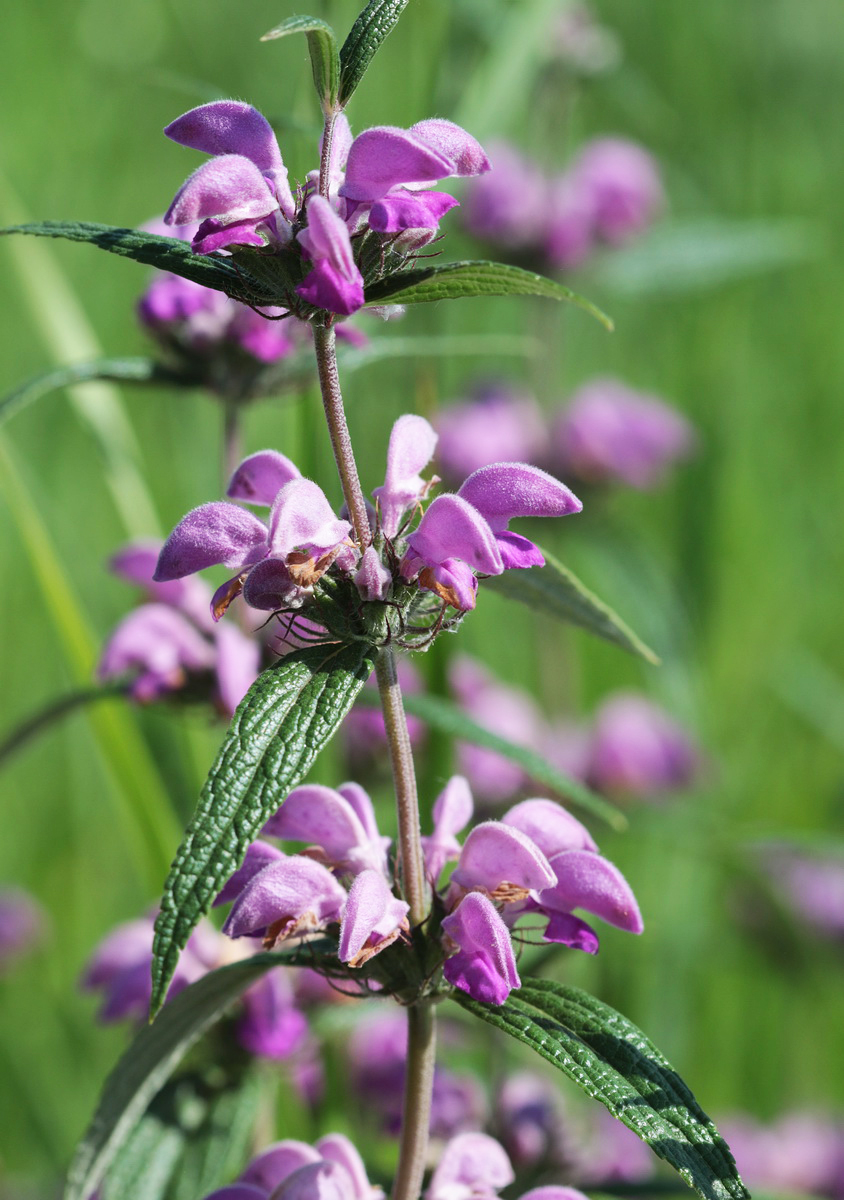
[
  {"left": 65, "top": 944, "right": 334, "bottom": 1200},
  {"left": 100, "top": 1107, "right": 184, "bottom": 1200},
  {"left": 338, "top": 0, "right": 410, "bottom": 105},
  {"left": 151, "top": 641, "right": 375, "bottom": 1016},
  {"left": 261, "top": 16, "right": 340, "bottom": 115},
  {"left": 453, "top": 979, "right": 748, "bottom": 1200},
  {"left": 356, "top": 689, "right": 626, "bottom": 831},
  {"left": 0, "top": 223, "right": 274, "bottom": 302},
  {"left": 483, "top": 547, "right": 660, "bottom": 664},
  {"left": 0, "top": 358, "right": 183, "bottom": 429},
  {"left": 364, "top": 261, "right": 613, "bottom": 328},
  {"left": 167, "top": 1069, "right": 263, "bottom": 1200}
]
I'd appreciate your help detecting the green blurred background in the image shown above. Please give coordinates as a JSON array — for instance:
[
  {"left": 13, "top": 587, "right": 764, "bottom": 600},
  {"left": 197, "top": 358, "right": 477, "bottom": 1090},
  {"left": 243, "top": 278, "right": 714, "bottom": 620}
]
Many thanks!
[{"left": 1, "top": 0, "right": 843, "bottom": 1189}]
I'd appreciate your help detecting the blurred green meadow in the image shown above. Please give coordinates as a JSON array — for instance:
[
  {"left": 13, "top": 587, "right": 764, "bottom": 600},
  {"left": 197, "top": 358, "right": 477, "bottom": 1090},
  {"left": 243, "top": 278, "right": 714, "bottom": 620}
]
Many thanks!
[{"left": 1, "top": 0, "right": 843, "bottom": 1190}]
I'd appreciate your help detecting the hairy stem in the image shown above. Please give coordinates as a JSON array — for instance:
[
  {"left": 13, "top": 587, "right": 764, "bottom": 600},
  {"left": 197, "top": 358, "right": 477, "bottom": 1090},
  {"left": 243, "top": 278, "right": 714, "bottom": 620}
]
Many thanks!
[
  {"left": 312, "top": 323, "right": 371, "bottom": 550},
  {"left": 318, "top": 112, "right": 338, "bottom": 200},
  {"left": 392, "top": 1001, "right": 437, "bottom": 1200},
  {"left": 375, "top": 646, "right": 428, "bottom": 924}
]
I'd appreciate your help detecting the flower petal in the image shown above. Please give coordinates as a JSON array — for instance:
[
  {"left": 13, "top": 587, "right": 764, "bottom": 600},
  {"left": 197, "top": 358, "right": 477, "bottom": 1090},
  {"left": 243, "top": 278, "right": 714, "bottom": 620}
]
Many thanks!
[
  {"left": 369, "top": 189, "right": 459, "bottom": 233},
  {"left": 542, "top": 910, "right": 600, "bottom": 953},
  {"left": 428, "top": 1131, "right": 515, "bottom": 1200},
  {"left": 154, "top": 502, "right": 269, "bottom": 580},
  {"left": 441, "top": 893, "right": 520, "bottom": 1006},
  {"left": 269, "top": 478, "right": 352, "bottom": 560},
  {"left": 502, "top": 798, "right": 598, "bottom": 856},
  {"left": 339, "top": 869, "right": 409, "bottom": 966},
  {"left": 297, "top": 258, "right": 365, "bottom": 317},
  {"left": 239, "top": 1142, "right": 322, "bottom": 1192},
  {"left": 405, "top": 494, "right": 503, "bottom": 574},
  {"left": 451, "top": 821, "right": 556, "bottom": 895},
  {"left": 166, "top": 155, "right": 278, "bottom": 226},
  {"left": 315, "top": 1134, "right": 379, "bottom": 1200},
  {"left": 213, "top": 621, "right": 261, "bottom": 714},
  {"left": 165, "top": 101, "right": 283, "bottom": 168},
  {"left": 341, "top": 126, "right": 454, "bottom": 203},
  {"left": 227, "top": 450, "right": 303, "bottom": 506},
  {"left": 272, "top": 1162, "right": 357, "bottom": 1200},
  {"left": 222, "top": 856, "right": 346, "bottom": 939},
  {"left": 373, "top": 413, "right": 438, "bottom": 537},
  {"left": 241, "top": 558, "right": 302, "bottom": 611},
  {"left": 410, "top": 119, "right": 491, "bottom": 177},
  {"left": 297, "top": 195, "right": 357, "bottom": 276},
  {"left": 214, "top": 840, "right": 285, "bottom": 907},
  {"left": 458, "top": 463, "right": 582, "bottom": 532},
  {"left": 263, "top": 784, "right": 371, "bottom": 869},
  {"left": 540, "top": 850, "right": 644, "bottom": 934}
]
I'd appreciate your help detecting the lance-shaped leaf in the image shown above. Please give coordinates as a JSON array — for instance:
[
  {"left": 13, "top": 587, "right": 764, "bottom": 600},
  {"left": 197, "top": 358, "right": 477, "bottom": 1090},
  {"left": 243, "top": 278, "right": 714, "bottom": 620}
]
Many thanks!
[
  {"left": 65, "top": 943, "right": 334, "bottom": 1200},
  {"left": 262, "top": 16, "right": 340, "bottom": 115},
  {"left": 338, "top": 0, "right": 410, "bottom": 105},
  {"left": 151, "top": 641, "right": 375, "bottom": 1016},
  {"left": 355, "top": 689, "right": 626, "bottom": 831},
  {"left": 364, "top": 260, "right": 613, "bottom": 327},
  {"left": 0, "top": 223, "right": 278, "bottom": 305},
  {"left": 483, "top": 546, "right": 659, "bottom": 664},
  {"left": 0, "top": 358, "right": 187, "bottom": 429},
  {"left": 452, "top": 979, "right": 748, "bottom": 1200}
]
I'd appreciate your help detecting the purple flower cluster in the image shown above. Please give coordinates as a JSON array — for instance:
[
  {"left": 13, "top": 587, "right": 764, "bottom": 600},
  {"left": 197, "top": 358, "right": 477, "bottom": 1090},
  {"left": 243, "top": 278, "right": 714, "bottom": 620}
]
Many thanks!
[
  {"left": 198, "top": 1129, "right": 590, "bottom": 1200},
  {"left": 452, "top": 659, "right": 700, "bottom": 806},
  {"left": 153, "top": 414, "right": 581, "bottom": 624},
  {"left": 98, "top": 541, "right": 261, "bottom": 715},
  {"left": 718, "top": 1112, "right": 844, "bottom": 1200},
  {"left": 760, "top": 846, "right": 844, "bottom": 943},
  {"left": 217, "top": 774, "right": 641, "bottom": 1007},
  {"left": 163, "top": 101, "right": 490, "bottom": 317},
  {"left": 463, "top": 136, "right": 662, "bottom": 270},
  {"left": 435, "top": 378, "right": 695, "bottom": 493}
]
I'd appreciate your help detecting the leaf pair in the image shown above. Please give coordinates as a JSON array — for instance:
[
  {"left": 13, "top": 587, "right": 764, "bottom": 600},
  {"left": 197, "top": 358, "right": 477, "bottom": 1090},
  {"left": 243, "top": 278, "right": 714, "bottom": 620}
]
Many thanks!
[{"left": 262, "top": 0, "right": 410, "bottom": 114}]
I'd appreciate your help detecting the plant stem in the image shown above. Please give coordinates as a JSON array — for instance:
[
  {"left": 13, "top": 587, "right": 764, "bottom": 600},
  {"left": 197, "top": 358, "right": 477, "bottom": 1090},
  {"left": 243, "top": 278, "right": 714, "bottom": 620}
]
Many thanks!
[
  {"left": 375, "top": 646, "right": 428, "bottom": 924},
  {"left": 312, "top": 323, "right": 371, "bottom": 550},
  {"left": 0, "top": 682, "right": 129, "bottom": 769},
  {"left": 392, "top": 1000, "right": 437, "bottom": 1200},
  {"left": 222, "top": 400, "right": 242, "bottom": 485},
  {"left": 318, "top": 112, "right": 338, "bottom": 200}
]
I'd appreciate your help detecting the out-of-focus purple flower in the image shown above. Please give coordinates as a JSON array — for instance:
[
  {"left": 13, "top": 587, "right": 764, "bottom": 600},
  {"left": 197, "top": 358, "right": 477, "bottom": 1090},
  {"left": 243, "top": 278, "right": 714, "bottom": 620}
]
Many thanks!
[
  {"left": 427, "top": 1132, "right": 515, "bottom": 1200},
  {"left": 347, "top": 1010, "right": 487, "bottom": 1140},
  {"left": 551, "top": 4, "right": 621, "bottom": 75},
  {"left": 343, "top": 659, "right": 426, "bottom": 763},
  {"left": 81, "top": 914, "right": 222, "bottom": 1022},
  {"left": 99, "top": 540, "right": 261, "bottom": 714},
  {"left": 551, "top": 378, "right": 696, "bottom": 490},
  {"left": 762, "top": 848, "right": 844, "bottom": 942},
  {"left": 717, "top": 1112, "right": 844, "bottom": 1199},
  {"left": 495, "top": 1072, "right": 569, "bottom": 1170},
  {"left": 569, "top": 137, "right": 663, "bottom": 247},
  {"left": 543, "top": 173, "right": 596, "bottom": 271},
  {"left": 574, "top": 1107, "right": 655, "bottom": 1186},
  {"left": 237, "top": 969, "right": 309, "bottom": 1060},
  {"left": 587, "top": 692, "right": 700, "bottom": 798},
  {"left": 449, "top": 656, "right": 545, "bottom": 804},
  {"left": 434, "top": 382, "right": 547, "bottom": 483},
  {"left": 236, "top": 1133, "right": 384, "bottom": 1200},
  {"left": 461, "top": 142, "right": 550, "bottom": 250},
  {"left": 441, "top": 892, "right": 521, "bottom": 1006},
  {"left": 0, "top": 887, "right": 46, "bottom": 970}
]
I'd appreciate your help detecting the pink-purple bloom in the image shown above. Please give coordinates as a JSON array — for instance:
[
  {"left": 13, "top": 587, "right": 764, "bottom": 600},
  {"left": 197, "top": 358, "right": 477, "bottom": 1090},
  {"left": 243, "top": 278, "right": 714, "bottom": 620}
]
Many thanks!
[
  {"left": 586, "top": 692, "right": 700, "bottom": 798},
  {"left": 0, "top": 886, "right": 46, "bottom": 971},
  {"left": 717, "top": 1112, "right": 844, "bottom": 1200},
  {"left": 163, "top": 102, "right": 489, "bottom": 316},
  {"left": 434, "top": 382, "right": 547, "bottom": 484},
  {"left": 551, "top": 378, "right": 696, "bottom": 490}
]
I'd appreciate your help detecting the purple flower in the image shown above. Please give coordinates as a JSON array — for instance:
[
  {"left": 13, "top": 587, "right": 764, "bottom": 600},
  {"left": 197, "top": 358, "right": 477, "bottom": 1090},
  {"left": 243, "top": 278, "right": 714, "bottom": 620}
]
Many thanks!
[
  {"left": 461, "top": 142, "right": 550, "bottom": 250},
  {"left": 237, "top": 969, "right": 309, "bottom": 1060},
  {"left": 100, "top": 541, "right": 261, "bottom": 714},
  {"left": 495, "top": 1072, "right": 569, "bottom": 1169},
  {"left": 574, "top": 1108, "right": 656, "bottom": 1186},
  {"left": 717, "top": 1112, "right": 844, "bottom": 1199},
  {"left": 434, "top": 382, "right": 546, "bottom": 483},
  {"left": 761, "top": 847, "right": 844, "bottom": 942},
  {"left": 399, "top": 493, "right": 504, "bottom": 611},
  {"left": 0, "top": 887, "right": 46, "bottom": 971},
  {"left": 426, "top": 1132, "right": 515, "bottom": 1200},
  {"left": 373, "top": 413, "right": 439, "bottom": 538},
  {"left": 222, "top": 856, "right": 347, "bottom": 947},
  {"left": 587, "top": 692, "right": 700, "bottom": 797},
  {"left": 421, "top": 775, "right": 474, "bottom": 884},
  {"left": 543, "top": 173, "right": 597, "bottom": 270},
  {"left": 457, "top": 462, "right": 581, "bottom": 569},
  {"left": 441, "top": 892, "right": 521, "bottom": 1006},
  {"left": 154, "top": 468, "right": 353, "bottom": 619},
  {"left": 296, "top": 195, "right": 365, "bottom": 316},
  {"left": 338, "top": 869, "right": 410, "bottom": 967},
  {"left": 262, "top": 782, "right": 390, "bottom": 877},
  {"left": 569, "top": 137, "right": 663, "bottom": 246},
  {"left": 342, "top": 660, "right": 426, "bottom": 762},
  {"left": 551, "top": 378, "right": 695, "bottom": 490},
  {"left": 237, "top": 1134, "right": 384, "bottom": 1200}
]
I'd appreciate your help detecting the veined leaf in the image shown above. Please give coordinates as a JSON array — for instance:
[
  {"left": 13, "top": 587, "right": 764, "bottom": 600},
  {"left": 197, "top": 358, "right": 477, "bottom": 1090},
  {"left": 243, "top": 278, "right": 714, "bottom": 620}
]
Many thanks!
[
  {"left": 0, "top": 223, "right": 270, "bottom": 300},
  {"left": 453, "top": 979, "right": 748, "bottom": 1200},
  {"left": 355, "top": 689, "right": 626, "bottom": 831},
  {"left": 65, "top": 944, "right": 334, "bottom": 1200},
  {"left": 364, "top": 260, "right": 613, "bottom": 328},
  {"left": 338, "top": 0, "right": 410, "bottom": 105},
  {"left": 262, "top": 16, "right": 340, "bottom": 115},
  {"left": 0, "top": 358, "right": 182, "bottom": 429},
  {"left": 151, "top": 641, "right": 375, "bottom": 1015},
  {"left": 483, "top": 547, "right": 660, "bottom": 664},
  {"left": 167, "top": 1069, "right": 264, "bottom": 1200}
]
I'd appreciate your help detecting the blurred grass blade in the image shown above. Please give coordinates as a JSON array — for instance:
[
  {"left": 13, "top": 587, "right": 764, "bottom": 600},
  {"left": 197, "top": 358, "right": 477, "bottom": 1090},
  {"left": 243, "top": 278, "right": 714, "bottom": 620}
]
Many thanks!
[
  {"left": 593, "top": 218, "right": 819, "bottom": 298},
  {"left": 338, "top": 0, "right": 410, "bottom": 106},
  {"left": 262, "top": 17, "right": 340, "bottom": 115},
  {"left": 0, "top": 358, "right": 180, "bottom": 429},
  {"left": 65, "top": 943, "right": 335, "bottom": 1200},
  {"left": 0, "top": 437, "right": 179, "bottom": 886},
  {"left": 0, "top": 176, "right": 161, "bottom": 537},
  {"left": 365, "top": 261, "right": 613, "bottom": 327},
  {"left": 456, "top": 0, "right": 564, "bottom": 138},
  {"left": 483, "top": 547, "right": 660, "bottom": 664},
  {"left": 0, "top": 683, "right": 127, "bottom": 768},
  {"left": 356, "top": 689, "right": 626, "bottom": 830}
]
